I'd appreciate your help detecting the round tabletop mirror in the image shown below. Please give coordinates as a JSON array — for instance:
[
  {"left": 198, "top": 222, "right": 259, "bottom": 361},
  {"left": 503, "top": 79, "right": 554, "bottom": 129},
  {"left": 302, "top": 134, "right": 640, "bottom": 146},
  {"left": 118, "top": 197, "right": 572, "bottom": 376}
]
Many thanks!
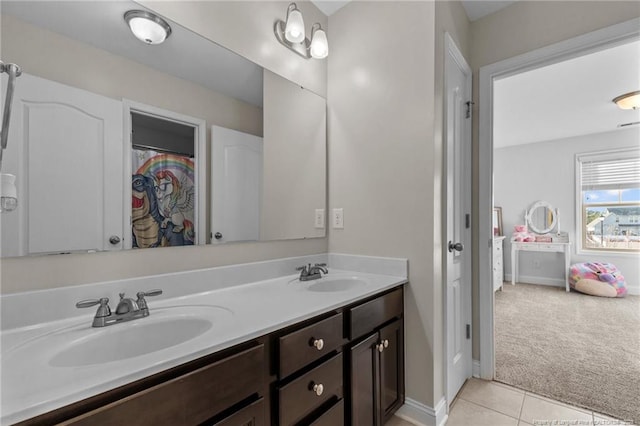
[{"left": 526, "top": 201, "right": 557, "bottom": 234}]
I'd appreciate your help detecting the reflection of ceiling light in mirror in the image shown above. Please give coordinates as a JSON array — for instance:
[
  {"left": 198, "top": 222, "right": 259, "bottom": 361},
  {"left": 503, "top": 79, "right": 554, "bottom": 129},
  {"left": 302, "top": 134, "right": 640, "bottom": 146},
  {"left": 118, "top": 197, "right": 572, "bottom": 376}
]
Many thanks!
[
  {"left": 124, "top": 10, "right": 172, "bottom": 45},
  {"left": 613, "top": 91, "right": 640, "bottom": 110},
  {"left": 0, "top": 173, "right": 18, "bottom": 213}
]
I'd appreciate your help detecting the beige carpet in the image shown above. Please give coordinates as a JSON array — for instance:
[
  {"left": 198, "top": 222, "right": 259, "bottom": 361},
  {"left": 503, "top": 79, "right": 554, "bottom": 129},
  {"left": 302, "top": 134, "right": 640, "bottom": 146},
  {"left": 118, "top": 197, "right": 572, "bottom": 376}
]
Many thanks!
[{"left": 495, "top": 283, "right": 640, "bottom": 423}]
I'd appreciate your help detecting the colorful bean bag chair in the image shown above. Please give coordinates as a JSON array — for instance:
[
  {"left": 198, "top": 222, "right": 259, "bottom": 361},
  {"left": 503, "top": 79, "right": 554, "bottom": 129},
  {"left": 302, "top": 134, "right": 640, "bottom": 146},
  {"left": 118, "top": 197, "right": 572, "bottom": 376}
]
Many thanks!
[{"left": 569, "top": 262, "right": 627, "bottom": 297}]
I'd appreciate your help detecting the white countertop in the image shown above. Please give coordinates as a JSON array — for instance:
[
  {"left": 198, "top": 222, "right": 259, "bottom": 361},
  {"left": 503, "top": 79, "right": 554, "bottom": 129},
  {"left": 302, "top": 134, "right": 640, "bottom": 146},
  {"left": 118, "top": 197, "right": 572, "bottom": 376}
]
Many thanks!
[{"left": 1, "top": 269, "right": 406, "bottom": 425}]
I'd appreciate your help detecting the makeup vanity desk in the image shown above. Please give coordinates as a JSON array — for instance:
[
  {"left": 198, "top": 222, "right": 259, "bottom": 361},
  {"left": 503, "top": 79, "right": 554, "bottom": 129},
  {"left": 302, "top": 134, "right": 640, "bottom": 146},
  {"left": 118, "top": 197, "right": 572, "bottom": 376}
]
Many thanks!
[{"left": 511, "top": 241, "right": 571, "bottom": 292}]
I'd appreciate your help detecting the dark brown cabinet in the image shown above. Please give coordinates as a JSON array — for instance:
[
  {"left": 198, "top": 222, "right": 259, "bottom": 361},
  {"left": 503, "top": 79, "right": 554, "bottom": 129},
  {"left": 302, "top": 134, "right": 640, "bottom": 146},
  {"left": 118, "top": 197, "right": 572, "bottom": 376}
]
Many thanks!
[{"left": 348, "top": 288, "right": 404, "bottom": 426}]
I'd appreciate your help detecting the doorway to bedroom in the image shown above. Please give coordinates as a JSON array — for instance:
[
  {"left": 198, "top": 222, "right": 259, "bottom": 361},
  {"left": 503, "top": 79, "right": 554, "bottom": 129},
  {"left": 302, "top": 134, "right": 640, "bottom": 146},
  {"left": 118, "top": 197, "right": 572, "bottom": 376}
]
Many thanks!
[{"left": 485, "top": 25, "right": 640, "bottom": 423}]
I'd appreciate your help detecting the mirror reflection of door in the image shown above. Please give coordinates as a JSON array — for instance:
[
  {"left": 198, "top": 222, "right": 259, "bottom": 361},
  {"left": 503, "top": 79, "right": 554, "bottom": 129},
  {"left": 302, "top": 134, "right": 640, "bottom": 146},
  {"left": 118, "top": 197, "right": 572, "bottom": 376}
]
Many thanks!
[
  {"left": 210, "top": 125, "right": 263, "bottom": 244},
  {"left": 131, "top": 112, "right": 197, "bottom": 248}
]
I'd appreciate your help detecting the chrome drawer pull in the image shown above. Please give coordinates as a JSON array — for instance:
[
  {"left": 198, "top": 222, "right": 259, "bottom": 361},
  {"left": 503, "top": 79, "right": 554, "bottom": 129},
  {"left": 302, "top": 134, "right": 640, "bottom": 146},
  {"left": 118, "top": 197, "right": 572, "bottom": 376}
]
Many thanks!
[
  {"left": 311, "top": 338, "right": 324, "bottom": 351},
  {"left": 377, "top": 343, "right": 384, "bottom": 353},
  {"left": 311, "top": 382, "right": 324, "bottom": 396},
  {"left": 383, "top": 339, "right": 389, "bottom": 348}
]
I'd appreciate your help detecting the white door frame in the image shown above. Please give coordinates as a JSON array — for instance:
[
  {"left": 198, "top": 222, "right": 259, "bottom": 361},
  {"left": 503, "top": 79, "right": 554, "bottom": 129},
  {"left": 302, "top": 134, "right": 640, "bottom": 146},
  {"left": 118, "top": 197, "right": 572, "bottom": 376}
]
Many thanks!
[
  {"left": 123, "top": 99, "right": 207, "bottom": 248},
  {"left": 477, "top": 18, "right": 640, "bottom": 379},
  {"left": 444, "top": 32, "right": 473, "bottom": 405}
]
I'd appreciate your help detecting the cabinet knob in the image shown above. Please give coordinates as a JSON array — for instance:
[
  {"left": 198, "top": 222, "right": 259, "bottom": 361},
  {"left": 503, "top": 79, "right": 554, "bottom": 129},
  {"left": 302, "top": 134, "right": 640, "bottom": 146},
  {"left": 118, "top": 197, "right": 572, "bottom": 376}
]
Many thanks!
[
  {"left": 109, "top": 235, "right": 121, "bottom": 245},
  {"left": 311, "top": 338, "right": 324, "bottom": 351},
  {"left": 311, "top": 382, "right": 324, "bottom": 396},
  {"left": 377, "top": 343, "right": 385, "bottom": 353},
  {"left": 383, "top": 339, "right": 389, "bottom": 348}
]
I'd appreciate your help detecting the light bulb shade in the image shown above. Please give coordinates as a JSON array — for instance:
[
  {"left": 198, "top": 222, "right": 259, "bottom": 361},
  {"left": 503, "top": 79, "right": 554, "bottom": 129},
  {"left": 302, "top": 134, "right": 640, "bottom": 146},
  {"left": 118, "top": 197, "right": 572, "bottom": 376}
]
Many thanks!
[
  {"left": 285, "top": 6, "right": 305, "bottom": 43},
  {"left": 613, "top": 91, "right": 640, "bottom": 110},
  {"left": 0, "top": 173, "right": 18, "bottom": 213},
  {"left": 310, "top": 26, "right": 329, "bottom": 59},
  {"left": 125, "top": 10, "right": 171, "bottom": 45}
]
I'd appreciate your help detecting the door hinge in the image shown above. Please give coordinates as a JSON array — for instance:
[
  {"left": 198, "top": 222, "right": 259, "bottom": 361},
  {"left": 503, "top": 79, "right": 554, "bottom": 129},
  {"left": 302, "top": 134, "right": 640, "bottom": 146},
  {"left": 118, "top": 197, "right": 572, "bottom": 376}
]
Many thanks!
[
  {"left": 466, "top": 324, "right": 471, "bottom": 339},
  {"left": 465, "top": 214, "right": 470, "bottom": 229},
  {"left": 465, "top": 101, "right": 475, "bottom": 119}
]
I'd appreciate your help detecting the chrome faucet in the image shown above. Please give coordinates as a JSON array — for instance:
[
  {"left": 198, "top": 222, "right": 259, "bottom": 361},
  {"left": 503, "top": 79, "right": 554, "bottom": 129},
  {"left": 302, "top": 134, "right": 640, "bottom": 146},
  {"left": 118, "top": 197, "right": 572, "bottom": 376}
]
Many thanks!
[
  {"left": 76, "top": 289, "right": 162, "bottom": 327},
  {"left": 296, "top": 263, "right": 328, "bottom": 281}
]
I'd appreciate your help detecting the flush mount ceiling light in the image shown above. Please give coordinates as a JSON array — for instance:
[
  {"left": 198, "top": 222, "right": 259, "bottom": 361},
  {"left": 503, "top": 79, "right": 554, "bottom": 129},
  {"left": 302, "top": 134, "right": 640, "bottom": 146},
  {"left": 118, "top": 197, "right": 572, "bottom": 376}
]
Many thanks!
[
  {"left": 124, "top": 10, "right": 172, "bottom": 45},
  {"left": 274, "top": 3, "right": 329, "bottom": 60},
  {"left": 612, "top": 91, "right": 640, "bottom": 110}
]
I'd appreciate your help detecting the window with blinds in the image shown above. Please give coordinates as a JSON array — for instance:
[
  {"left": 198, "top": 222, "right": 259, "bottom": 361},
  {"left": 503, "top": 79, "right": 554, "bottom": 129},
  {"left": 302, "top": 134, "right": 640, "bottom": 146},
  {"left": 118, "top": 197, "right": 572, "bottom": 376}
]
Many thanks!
[{"left": 577, "top": 148, "right": 640, "bottom": 252}]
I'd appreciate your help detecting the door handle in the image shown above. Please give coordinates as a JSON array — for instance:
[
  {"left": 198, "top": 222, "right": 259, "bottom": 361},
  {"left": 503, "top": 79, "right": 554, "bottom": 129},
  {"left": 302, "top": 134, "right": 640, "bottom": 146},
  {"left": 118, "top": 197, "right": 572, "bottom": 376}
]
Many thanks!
[{"left": 448, "top": 241, "right": 464, "bottom": 253}]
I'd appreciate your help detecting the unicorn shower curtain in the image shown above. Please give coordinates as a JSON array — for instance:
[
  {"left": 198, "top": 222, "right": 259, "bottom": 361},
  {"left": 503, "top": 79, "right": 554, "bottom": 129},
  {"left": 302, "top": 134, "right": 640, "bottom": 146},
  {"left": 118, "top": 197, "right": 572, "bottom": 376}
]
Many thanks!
[{"left": 131, "top": 149, "right": 196, "bottom": 248}]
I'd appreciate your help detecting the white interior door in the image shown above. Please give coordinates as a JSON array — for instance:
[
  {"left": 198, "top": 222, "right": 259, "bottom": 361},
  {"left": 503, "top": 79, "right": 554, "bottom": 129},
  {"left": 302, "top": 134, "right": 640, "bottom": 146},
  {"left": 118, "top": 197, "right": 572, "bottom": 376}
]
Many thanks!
[
  {"left": 445, "top": 34, "right": 473, "bottom": 404},
  {"left": 210, "top": 125, "right": 263, "bottom": 243},
  {"left": 1, "top": 73, "right": 123, "bottom": 256}
]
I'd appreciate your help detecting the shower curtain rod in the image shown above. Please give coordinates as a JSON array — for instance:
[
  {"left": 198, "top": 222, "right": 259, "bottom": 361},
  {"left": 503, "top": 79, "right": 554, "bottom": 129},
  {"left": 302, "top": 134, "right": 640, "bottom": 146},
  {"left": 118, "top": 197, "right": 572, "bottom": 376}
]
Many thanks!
[{"left": 0, "top": 61, "right": 22, "bottom": 171}]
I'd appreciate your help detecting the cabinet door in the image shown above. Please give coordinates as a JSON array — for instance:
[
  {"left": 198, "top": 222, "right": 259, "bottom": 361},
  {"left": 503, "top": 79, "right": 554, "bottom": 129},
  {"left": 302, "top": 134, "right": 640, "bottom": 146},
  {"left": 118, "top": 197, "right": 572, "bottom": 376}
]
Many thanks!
[
  {"left": 1, "top": 73, "right": 124, "bottom": 256},
  {"left": 349, "top": 332, "right": 380, "bottom": 426},
  {"left": 380, "top": 319, "right": 404, "bottom": 423}
]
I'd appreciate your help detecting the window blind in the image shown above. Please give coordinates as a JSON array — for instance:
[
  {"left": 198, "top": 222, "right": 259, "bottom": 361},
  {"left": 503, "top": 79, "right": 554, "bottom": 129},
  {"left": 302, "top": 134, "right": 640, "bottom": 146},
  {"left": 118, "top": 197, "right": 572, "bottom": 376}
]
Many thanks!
[{"left": 580, "top": 152, "right": 640, "bottom": 190}]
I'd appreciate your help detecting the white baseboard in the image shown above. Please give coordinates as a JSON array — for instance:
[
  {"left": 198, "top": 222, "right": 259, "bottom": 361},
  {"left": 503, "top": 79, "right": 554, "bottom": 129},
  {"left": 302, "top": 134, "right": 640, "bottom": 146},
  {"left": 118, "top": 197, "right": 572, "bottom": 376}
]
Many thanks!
[
  {"left": 472, "top": 359, "right": 481, "bottom": 378},
  {"left": 395, "top": 397, "right": 448, "bottom": 426},
  {"left": 504, "top": 274, "right": 640, "bottom": 295},
  {"left": 504, "top": 273, "right": 564, "bottom": 287}
]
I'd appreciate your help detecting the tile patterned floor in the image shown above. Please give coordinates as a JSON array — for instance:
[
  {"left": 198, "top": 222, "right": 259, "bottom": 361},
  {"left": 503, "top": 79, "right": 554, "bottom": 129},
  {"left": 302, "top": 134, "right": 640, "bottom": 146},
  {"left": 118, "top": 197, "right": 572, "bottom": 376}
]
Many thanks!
[{"left": 388, "top": 378, "right": 634, "bottom": 426}]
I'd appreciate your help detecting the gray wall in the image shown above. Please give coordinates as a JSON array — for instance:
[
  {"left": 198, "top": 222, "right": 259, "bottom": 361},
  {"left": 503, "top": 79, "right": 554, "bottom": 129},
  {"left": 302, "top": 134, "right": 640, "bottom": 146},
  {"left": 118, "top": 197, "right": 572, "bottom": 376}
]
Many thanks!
[
  {"left": 261, "top": 70, "right": 326, "bottom": 240},
  {"left": 328, "top": 0, "right": 471, "bottom": 409},
  {"left": 494, "top": 128, "right": 640, "bottom": 292}
]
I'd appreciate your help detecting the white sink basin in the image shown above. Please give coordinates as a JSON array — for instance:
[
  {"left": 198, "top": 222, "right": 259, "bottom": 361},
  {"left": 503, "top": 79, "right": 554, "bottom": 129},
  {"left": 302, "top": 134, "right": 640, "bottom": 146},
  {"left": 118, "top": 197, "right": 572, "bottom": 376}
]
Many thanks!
[
  {"left": 306, "top": 277, "right": 368, "bottom": 292},
  {"left": 4, "top": 305, "right": 233, "bottom": 368},
  {"left": 50, "top": 316, "right": 212, "bottom": 367}
]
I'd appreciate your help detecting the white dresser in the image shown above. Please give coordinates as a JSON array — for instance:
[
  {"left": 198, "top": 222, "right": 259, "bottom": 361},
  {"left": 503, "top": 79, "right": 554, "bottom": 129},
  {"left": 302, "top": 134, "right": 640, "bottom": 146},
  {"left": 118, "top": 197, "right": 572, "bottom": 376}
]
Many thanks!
[{"left": 493, "top": 236, "right": 506, "bottom": 291}]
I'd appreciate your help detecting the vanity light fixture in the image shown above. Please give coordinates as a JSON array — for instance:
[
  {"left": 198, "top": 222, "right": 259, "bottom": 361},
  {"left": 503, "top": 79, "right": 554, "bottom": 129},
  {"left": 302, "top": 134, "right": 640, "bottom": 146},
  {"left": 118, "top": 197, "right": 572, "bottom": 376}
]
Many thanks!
[
  {"left": 612, "top": 91, "right": 640, "bottom": 110},
  {"left": 124, "top": 10, "right": 172, "bottom": 45},
  {"left": 274, "top": 3, "right": 329, "bottom": 59}
]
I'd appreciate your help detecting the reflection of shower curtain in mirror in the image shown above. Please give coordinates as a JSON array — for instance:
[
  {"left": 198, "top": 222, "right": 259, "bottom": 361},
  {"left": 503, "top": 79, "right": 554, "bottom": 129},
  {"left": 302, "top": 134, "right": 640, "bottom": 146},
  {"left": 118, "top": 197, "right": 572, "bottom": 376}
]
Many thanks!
[{"left": 131, "top": 149, "right": 195, "bottom": 248}]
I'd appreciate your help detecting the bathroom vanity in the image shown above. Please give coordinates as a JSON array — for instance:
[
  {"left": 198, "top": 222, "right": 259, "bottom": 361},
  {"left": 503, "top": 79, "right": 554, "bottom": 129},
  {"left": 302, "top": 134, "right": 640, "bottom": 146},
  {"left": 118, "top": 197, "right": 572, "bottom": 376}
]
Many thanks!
[{"left": 1, "top": 255, "right": 407, "bottom": 426}]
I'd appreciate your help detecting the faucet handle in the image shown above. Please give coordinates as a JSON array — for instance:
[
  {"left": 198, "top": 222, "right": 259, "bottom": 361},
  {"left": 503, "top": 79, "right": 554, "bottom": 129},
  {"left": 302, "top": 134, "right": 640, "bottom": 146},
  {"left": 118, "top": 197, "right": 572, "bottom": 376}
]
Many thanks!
[
  {"left": 314, "top": 263, "right": 327, "bottom": 267},
  {"left": 136, "top": 289, "right": 163, "bottom": 299},
  {"left": 136, "top": 289, "right": 163, "bottom": 314},
  {"left": 296, "top": 265, "right": 308, "bottom": 272},
  {"left": 76, "top": 297, "right": 111, "bottom": 318},
  {"left": 76, "top": 298, "right": 107, "bottom": 308}
]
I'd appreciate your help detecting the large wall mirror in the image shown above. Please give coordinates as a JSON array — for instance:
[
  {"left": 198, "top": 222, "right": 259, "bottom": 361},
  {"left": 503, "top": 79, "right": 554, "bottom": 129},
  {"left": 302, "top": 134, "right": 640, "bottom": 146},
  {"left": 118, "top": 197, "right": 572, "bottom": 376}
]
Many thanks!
[{"left": 0, "top": 1, "right": 326, "bottom": 258}]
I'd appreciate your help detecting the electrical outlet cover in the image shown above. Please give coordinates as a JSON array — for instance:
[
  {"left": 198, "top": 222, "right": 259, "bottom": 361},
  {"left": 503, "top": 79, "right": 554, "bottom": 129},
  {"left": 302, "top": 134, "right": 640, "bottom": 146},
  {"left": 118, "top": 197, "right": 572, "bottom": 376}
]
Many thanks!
[
  {"left": 314, "top": 209, "right": 325, "bottom": 229},
  {"left": 332, "top": 208, "right": 344, "bottom": 229}
]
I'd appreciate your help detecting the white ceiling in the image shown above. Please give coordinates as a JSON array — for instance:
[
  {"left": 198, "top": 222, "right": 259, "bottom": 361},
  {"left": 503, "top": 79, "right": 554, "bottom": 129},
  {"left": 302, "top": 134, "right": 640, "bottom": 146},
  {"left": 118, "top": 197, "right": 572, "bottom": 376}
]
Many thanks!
[
  {"left": 311, "top": 0, "right": 517, "bottom": 21},
  {"left": 1, "top": 1, "right": 264, "bottom": 107},
  {"left": 460, "top": 0, "right": 518, "bottom": 21},
  {"left": 310, "top": 0, "right": 350, "bottom": 16},
  {"left": 494, "top": 40, "right": 640, "bottom": 148}
]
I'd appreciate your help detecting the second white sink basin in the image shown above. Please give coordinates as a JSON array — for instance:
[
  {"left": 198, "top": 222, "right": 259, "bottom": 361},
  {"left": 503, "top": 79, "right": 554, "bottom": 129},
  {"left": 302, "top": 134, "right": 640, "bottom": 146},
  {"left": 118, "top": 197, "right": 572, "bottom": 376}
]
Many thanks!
[{"left": 306, "top": 277, "right": 368, "bottom": 292}]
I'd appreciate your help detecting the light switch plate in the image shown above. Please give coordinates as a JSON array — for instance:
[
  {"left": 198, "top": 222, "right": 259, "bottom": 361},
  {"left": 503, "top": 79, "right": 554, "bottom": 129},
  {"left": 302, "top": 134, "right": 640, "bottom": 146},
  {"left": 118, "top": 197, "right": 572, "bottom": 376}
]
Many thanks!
[
  {"left": 314, "top": 209, "right": 325, "bottom": 229},
  {"left": 332, "top": 208, "right": 344, "bottom": 229}
]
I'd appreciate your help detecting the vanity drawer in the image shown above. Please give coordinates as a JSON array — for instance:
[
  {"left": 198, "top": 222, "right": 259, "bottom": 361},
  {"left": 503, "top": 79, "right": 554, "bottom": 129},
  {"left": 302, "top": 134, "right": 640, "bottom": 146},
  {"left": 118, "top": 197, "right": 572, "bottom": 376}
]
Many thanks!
[
  {"left": 348, "top": 288, "right": 403, "bottom": 340},
  {"left": 279, "top": 312, "right": 344, "bottom": 378},
  {"left": 309, "top": 399, "right": 344, "bottom": 426},
  {"left": 60, "top": 344, "right": 264, "bottom": 426},
  {"left": 278, "top": 353, "right": 343, "bottom": 426}
]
